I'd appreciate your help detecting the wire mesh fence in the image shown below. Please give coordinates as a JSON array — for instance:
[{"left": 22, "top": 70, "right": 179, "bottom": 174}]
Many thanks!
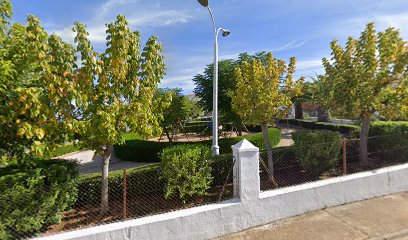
[
  {"left": 260, "top": 134, "right": 408, "bottom": 192},
  {"left": 1, "top": 154, "right": 235, "bottom": 240}
]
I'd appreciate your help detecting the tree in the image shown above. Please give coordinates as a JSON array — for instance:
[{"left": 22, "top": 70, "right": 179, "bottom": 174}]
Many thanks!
[
  {"left": 157, "top": 88, "right": 187, "bottom": 142},
  {"left": 193, "top": 59, "right": 244, "bottom": 133},
  {"left": 319, "top": 22, "right": 408, "bottom": 165},
  {"left": 0, "top": 0, "right": 77, "bottom": 163},
  {"left": 232, "top": 52, "right": 303, "bottom": 175},
  {"left": 72, "top": 15, "right": 168, "bottom": 213}
]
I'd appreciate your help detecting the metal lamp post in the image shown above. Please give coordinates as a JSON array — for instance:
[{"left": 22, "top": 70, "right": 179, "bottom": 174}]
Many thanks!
[{"left": 197, "top": 0, "right": 230, "bottom": 156}]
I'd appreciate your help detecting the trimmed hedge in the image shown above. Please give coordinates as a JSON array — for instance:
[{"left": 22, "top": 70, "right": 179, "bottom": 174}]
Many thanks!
[
  {"left": 279, "top": 119, "right": 360, "bottom": 137},
  {"left": 114, "top": 128, "right": 281, "bottom": 163},
  {"left": 0, "top": 159, "right": 79, "bottom": 239},
  {"left": 368, "top": 121, "right": 408, "bottom": 161}
]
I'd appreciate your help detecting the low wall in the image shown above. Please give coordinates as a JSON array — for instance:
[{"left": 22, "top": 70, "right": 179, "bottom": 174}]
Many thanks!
[{"left": 36, "top": 141, "right": 408, "bottom": 240}]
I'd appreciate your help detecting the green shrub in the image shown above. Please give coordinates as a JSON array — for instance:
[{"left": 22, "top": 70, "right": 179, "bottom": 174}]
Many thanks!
[
  {"left": 246, "top": 128, "right": 281, "bottom": 151},
  {"left": 279, "top": 119, "right": 360, "bottom": 137},
  {"left": 114, "top": 128, "right": 281, "bottom": 162},
  {"left": 292, "top": 130, "right": 342, "bottom": 179},
  {"left": 368, "top": 121, "right": 408, "bottom": 161},
  {"left": 0, "top": 159, "right": 79, "bottom": 239},
  {"left": 44, "top": 142, "right": 84, "bottom": 159},
  {"left": 160, "top": 145, "right": 213, "bottom": 203}
]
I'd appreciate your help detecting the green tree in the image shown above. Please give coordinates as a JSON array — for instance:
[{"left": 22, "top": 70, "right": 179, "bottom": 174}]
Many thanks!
[
  {"left": 319, "top": 22, "right": 408, "bottom": 165},
  {"left": 157, "top": 88, "right": 187, "bottom": 142},
  {"left": 232, "top": 52, "right": 303, "bottom": 175},
  {"left": 72, "top": 15, "right": 168, "bottom": 213},
  {"left": 184, "top": 94, "right": 203, "bottom": 119},
  {"left": 193, "top": 59, "right": 244, "bottom": 132},
  {"left": 0, "top": 0, "right": 77, "bottom": 163}
]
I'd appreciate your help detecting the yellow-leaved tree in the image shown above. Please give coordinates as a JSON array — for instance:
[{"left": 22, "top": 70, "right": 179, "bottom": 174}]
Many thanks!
[{"left": 232, "top": 52, "right": 303, "bottom": 176}]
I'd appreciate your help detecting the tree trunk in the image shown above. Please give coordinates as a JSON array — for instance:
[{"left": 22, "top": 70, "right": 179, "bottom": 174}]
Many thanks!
[
  {"left": 261, "top": 122, "right": 274, "bottom": 175},
  {"left": 165, "top": 127, "right": 173, "bottom": 142},
  {"left": 294, "top": 102, "right": 303, "bottom": 119},
  {"left": 317, "top": 106, "right": 329, "bottom": 122},
  {"left": 241, "top": 122, "right": 250, "bottom": 134},
  {"left": 101, "top": 143, "right": 113, "bottom": 214},
  {"left": 359, "top": 115, "right": 370, "bottom": 166}
]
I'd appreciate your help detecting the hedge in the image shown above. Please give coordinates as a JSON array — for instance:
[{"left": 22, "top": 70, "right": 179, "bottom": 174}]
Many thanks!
[
  {"left": 292, "top": 130, "right": 342, "bottom": 179},
  {"left": 114, "top": 128, "right": 281, "bottom": 163},
  {"left": 368, "top": 121, "right": 408, "bottom": 161},
  {"left": 0, "top": 159, "right": 79, "bottom": 239},
  {"left": 279, "top": 119, "right": 360, "bottom": 137}
]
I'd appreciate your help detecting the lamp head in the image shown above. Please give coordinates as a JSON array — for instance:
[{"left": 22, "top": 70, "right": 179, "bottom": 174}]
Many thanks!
[
  {"left": 197, "top": 0, "right": 208, "bottom": 7},
  {"left": 221, "top": 29, "right": 231, "bottom": 37}
]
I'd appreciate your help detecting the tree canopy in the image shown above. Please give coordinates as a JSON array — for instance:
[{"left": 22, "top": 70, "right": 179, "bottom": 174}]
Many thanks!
[
  {"left": 318, "top": 22, "right": 408, "bottom": 164},
  {"left": 232, "top": 52, "right": 303, "bottom": 176}
]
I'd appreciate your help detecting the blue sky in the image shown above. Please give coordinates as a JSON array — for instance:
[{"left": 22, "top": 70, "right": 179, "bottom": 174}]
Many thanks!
[{"left": 12, "top": 0, "right": 408, "bottom": 94}]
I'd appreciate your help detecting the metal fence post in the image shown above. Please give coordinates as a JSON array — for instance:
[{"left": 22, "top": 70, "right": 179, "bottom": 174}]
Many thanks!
[
  {"left": 123, "top": 168, "right": 127, "bottom": 220},
  {"left": 342, "top": 139, "right": 347, "bottom": 175}
]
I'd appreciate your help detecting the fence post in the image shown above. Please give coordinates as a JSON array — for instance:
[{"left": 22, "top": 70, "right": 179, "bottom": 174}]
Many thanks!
[
  {"left": 342, "top": 139, "right": 347, "bottom": 175},
  {"left": 232, "top": 139, "right": 260, "bottom": 202},
  {"left": 123, "top": 168, "right": 127, "bottom": 220}
]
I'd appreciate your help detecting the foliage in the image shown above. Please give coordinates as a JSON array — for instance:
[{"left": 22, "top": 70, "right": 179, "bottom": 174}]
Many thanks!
[
  {"left": 71, "top": 15, "right": 169, "bottom": 212},
  {"left": 0, "top": 0, "right": 78, "bottom": 160},
  {"left": 193, "top": 59, "right": 242, "bottom": 126},
  {"left": 184, "top": 95, "right": 203, "bottom": 119},
  {"left": 232, "top": 52, "right": 303, "bottom": 125},
  {"left": 279, "top": 119, "right": 360, "bottom": 137},
  {"left": 232, "top": 51, "right": 303, "bottom": 172},
  {"left": 292, "top": 130, "right": 342, "bottom": 179},
  {"left": 368, "top": 121, "right": 408, "bottom": 161},
  {"left": 160, "top": 145, "right": 212, "bottom": 203},
  {"left": 318, "top": 22, "right": 408, "bottom": 164},
  {"left": 114, "top": 128, "right": 281, "bottom": 162},
  {"left": 156, "top": 88, "right": 194, "bottom": 142},
  {"left": 44, "top": 142, "right": 84, "bottom": 159},
  {"left": 0, "top": 159, "right": 79, "bottom": 239}
]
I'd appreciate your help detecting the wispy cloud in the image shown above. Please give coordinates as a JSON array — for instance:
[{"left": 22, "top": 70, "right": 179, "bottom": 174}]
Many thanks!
[
  {"left": 50, "top": 0, "right": 193, "bottom": 44},
  {"left": 271, "top": 40, "right": 308, "bottom": 52},
  {"left": 296, "top": 59, "right": 322, "bottom": 70},
  {"left": 338, "top": 12, "right": 408, "bottom": 38}
]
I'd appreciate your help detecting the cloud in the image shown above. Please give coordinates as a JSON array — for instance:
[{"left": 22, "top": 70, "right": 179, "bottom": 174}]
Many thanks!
[
  {"left": 127, "top": 10, "right": 192, "bottom": 27},
  {"left": 271, "top": 40, "right": 308, "bottom": 52},
  {"left": 50, "top": 0, "right": 193, "bottom": 44},
  {"left": 340, "top": 12, "right": 408, "bottom": 38},
  {"left": 296, "top": 59, "right": 322, "bottom": 70},
  {"left": 100, "top": 0, "right": 139, "bottom": 18}
]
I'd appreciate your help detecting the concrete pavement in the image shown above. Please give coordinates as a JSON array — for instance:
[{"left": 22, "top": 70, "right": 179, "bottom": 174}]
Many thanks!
[{"left": 218, "top": 192, "right": 408, "bottom": 240}]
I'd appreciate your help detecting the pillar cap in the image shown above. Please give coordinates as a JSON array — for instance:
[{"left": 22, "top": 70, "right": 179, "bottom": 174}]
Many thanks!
[{"left": 231, "top": 139, "right": 259, "bottom": 152}]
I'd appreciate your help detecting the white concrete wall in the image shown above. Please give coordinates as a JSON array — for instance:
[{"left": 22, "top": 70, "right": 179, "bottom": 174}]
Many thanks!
[{"left": 36, "top": 140, "right": 408, "bottom": 240}]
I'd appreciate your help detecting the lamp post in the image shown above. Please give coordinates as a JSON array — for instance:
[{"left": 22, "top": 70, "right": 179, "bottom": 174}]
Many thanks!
[{"left": 197, "top": 0, "right": 230, "bottom": 156}]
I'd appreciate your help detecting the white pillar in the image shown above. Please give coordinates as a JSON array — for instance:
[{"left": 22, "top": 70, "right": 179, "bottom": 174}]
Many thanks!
[{"left": 232, "top": 139, "right": 260, "bottom": 202}]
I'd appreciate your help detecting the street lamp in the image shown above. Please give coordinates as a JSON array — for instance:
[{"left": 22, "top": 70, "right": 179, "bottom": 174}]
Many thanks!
[{"left": 197, "top": 0, "right": 230, "bottom": 156}]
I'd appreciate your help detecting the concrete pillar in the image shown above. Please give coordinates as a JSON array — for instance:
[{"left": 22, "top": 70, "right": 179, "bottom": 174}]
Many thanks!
[{"left": 232, "top": 139, "right": 260, "bottom": 202}]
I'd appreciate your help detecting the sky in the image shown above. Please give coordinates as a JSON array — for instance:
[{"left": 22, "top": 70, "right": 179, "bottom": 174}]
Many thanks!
[{"left": 12, "top": 0, "right": 408, "bottom": 94}]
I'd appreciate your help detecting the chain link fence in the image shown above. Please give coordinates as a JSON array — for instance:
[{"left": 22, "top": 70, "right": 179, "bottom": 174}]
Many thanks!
[
  {"left": 1, "top": 154, "right": 235, "bottom": 239},
  {"left": 260, "top": 134, "right": 408, "bottom": 191}
]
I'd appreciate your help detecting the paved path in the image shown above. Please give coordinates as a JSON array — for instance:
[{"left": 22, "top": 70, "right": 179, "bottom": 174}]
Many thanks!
[
  {"left": 57, "top": 150, "right": 151, "bottom": 175},
  {"left": 218, "top": 192, "right": 408, "bottom": 240}
]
